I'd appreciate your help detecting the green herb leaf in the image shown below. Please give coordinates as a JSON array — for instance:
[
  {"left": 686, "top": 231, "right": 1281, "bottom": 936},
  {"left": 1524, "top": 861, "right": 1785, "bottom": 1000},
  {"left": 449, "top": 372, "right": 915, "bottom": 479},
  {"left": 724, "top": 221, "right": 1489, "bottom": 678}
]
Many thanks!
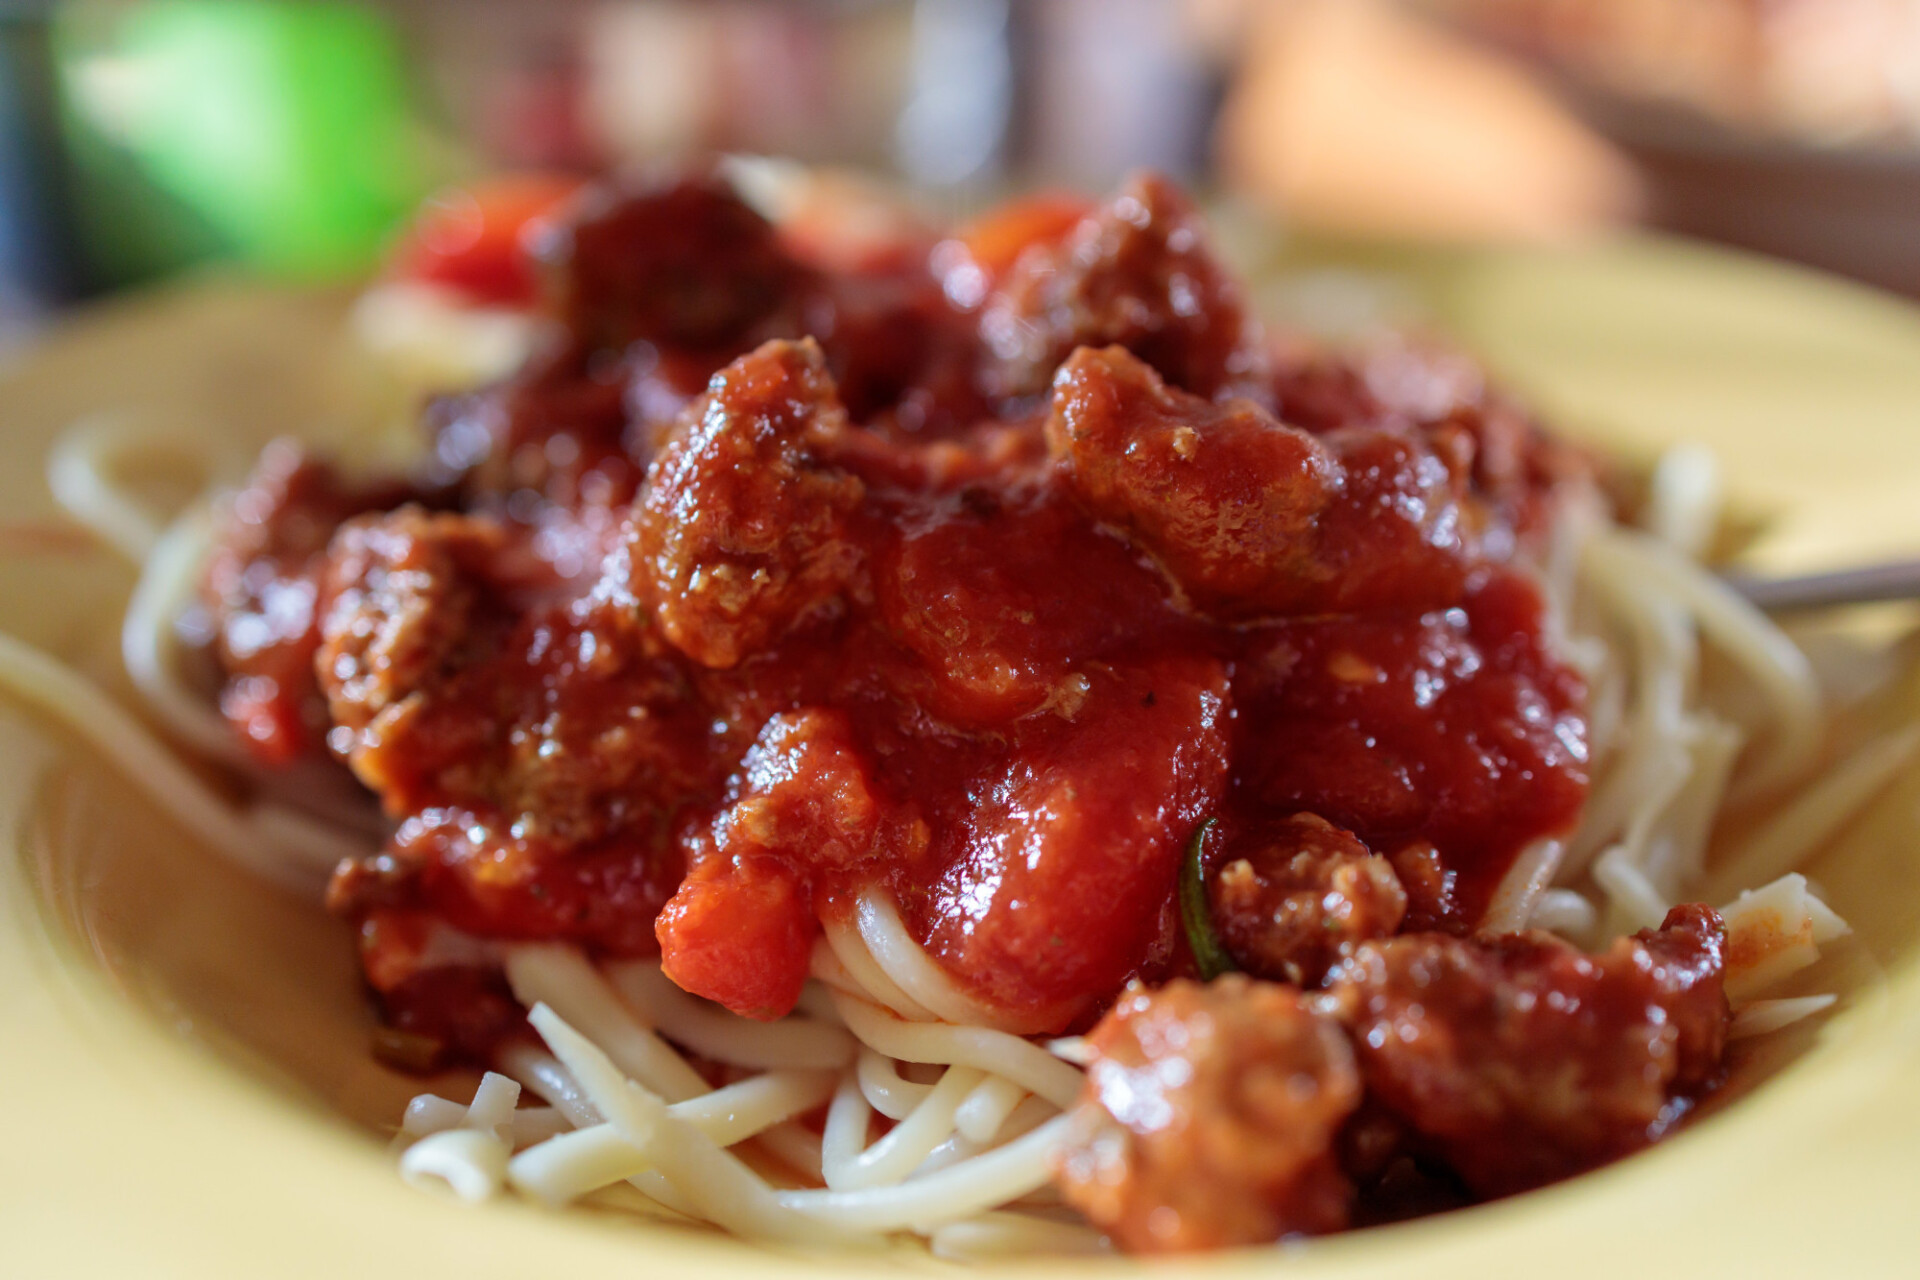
[{"left": 1179, "top": 818, "right": 1237, "bottom": 981}]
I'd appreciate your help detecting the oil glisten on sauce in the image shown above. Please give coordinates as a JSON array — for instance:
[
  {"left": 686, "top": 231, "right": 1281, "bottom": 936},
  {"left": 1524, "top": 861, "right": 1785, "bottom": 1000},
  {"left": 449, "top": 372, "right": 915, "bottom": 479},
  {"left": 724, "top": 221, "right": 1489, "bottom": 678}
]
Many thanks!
[{"left": 202, "top": 169, "right": 1731, "bottom": 1250}]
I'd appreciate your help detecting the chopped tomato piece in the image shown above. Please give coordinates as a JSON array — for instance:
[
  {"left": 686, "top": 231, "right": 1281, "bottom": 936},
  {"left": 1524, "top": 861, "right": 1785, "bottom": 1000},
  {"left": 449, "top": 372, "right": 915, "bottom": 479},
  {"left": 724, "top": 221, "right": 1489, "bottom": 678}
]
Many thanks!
[
  {"left": 390, "top": 173, "right": 584, "bottom": 307},
  {"left": 657, "top": 854, "right": 816, "bottom": 1021},
  {"left": 956, "top": 191, "right": 1094, "bottom": 281}
]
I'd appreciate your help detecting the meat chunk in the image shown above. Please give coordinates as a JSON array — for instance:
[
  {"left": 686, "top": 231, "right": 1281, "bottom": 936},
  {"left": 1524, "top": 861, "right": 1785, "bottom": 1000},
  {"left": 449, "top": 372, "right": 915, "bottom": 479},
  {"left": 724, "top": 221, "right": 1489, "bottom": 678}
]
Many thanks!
[
  {"left": 349, "top": 608, "right": 711, "bottom": 845},
  {"left": 374, "top": 959, "right": 531, "bottom": 1075},
  {"left": 422, "top": 174, "right": 836, "bottom": 510},
  {"left": 463, "top": 614, "right": 714, "bottom": 849},
  {"left": 1209, "top": 814, "right": 1408, "bottom": 987},
  {"left": 316, "top": 508, "right": 500, "bottom": 741},
  {"left": 632, "top": 338, "right": 865, "bottom": 668},
  {"left": 1307, "top": 425, "right": 1473, "bottom": 610},
  {"left": 711, "top": 708, "right": 882, "bottom": 869},
  {"left": 317, "top": 509, "right": 718, "bottom": 866},
  {"left": 658, "top": 709, "right": 883, "bottom": 1018},
  {"left": 1270, "top": 340, "right": 1598, "bottom": 548},
  {"left": 1268, "top": 343, "right": 1381, "bottom": 434},
  {"left": 320, "top": 599, "right": 717, "bottom": 957},
  {"left": 1326, "top": 904, "right": 1730, "bottom": 1197},
  {"left": 799, "top": 264, "right": 991, "bottom": 431},
  {"left": 1047, "top": 345, "right": 1336, "bottom": 611},
  {"left": 533, "top": 172, "right": 808, "bottom": 354},
  {"left": 1047, "top": 346, "right": 1474, "bottom": 618},
  {"left": 350, "top": 809, "right": 689, "bottom": 958},
  {"left": 982, "top": 172, "right": 1267, "bottom": 401},
  {"left": 1055, "top": 977, "right": 1362, "bottom": 1252},
  {"left": 421, "top": 341, "right": 690, "bottom": 511},
  {"left": 202, "top": 442, "right": 417, "bottom": 763}
]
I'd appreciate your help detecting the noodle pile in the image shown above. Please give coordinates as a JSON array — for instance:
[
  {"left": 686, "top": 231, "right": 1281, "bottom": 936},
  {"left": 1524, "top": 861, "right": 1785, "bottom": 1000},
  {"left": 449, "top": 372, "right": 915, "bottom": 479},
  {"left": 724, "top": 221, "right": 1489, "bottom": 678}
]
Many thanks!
[{"left": 6, "top": 387, "right": 1902, "bottom": 1259}]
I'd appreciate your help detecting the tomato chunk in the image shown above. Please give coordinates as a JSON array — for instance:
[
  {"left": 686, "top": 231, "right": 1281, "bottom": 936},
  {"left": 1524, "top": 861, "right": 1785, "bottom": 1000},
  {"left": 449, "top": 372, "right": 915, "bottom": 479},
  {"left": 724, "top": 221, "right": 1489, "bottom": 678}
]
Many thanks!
[
  {"left": 657, "top": 853, "right": 815, "bottom": 1021},
  {"left": 391, "top": 173, "right": 583, "bottom": 307},
  {"left": 920, "top": 656, "right": 1232, "bottom": 1022}
]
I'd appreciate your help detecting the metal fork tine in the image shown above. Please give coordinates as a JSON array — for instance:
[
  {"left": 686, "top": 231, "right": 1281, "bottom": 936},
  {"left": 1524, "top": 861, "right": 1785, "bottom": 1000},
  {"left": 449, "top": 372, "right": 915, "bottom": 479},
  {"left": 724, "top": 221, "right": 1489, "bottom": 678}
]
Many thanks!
[{"left": 1727, "top": 560, "right": 1920, "bottom": 613}]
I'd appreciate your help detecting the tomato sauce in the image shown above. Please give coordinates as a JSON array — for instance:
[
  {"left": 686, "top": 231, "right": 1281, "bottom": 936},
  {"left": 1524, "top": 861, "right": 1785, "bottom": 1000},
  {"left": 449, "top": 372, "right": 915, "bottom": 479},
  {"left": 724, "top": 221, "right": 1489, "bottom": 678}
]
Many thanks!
[{"left": 208, "top": 168, "right": 1595, "bottom": 1044}]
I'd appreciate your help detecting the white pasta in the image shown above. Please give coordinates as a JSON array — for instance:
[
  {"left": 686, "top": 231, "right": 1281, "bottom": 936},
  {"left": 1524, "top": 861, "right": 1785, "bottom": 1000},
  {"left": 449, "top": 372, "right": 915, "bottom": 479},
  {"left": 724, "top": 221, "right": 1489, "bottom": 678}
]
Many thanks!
[
  {"left": 856, "top": 1046, "right": 934, "bottom": 1120},
  {"left": 854, "top": 889, "right": 1055, "bottom": 1033},
  {"left": 775, "top": 1116, "right": 1072, "bottom": 1233},
  {"left": 396, "top": 1072, "right": 521, "bottom": 1202},
  {"left": 606, "top": 960, "right": 855, "bottom": 1070},
  {"left": 1720, "top": 873, "right": 1854, "bottom": 1004},
  {"left": 0, "top": 633, "right": 337, "bottom": 892},
  {"left": 379, "top": 944, "right": 1091, "bottom": 1253},
  {"left": 819, "top": 917, "right": 938, "bottom": 1022},
  {"left": 504, "top": 945, "right": 710, "bottom": 1103},
  {"left": 118, "top": 507, "right": 250, "bottom": 764},
  {"left": 45, "top": 413, "right": 190, "bottom": 563},
  {"left": 929, "top": 1211, "right": 1111, "bottom": 1261},
  {"left": 527, "top": 1002, "right": 851, "bottom": 1245},
  {"left": 15, "top": 390, "right": 1898, "bottom": 1263},
  {"left": 954, "top": 1075, "right": 1029, "bottom": 1145},
  {"left": 1729, "top": 995, "right": 1840, "bottom": 1040},
  {"left": 506, "top": 1070, "right": 832, "bottom": 1205},
  {"left": 828, "top": 992, "right": 1087, "bottom": 1110},
  {"left": 1705, "top": 725, "right": 1920, "bottom": 902},
  {"left": 825, "top": 1064, "right": 984, "bottom": 1191}
]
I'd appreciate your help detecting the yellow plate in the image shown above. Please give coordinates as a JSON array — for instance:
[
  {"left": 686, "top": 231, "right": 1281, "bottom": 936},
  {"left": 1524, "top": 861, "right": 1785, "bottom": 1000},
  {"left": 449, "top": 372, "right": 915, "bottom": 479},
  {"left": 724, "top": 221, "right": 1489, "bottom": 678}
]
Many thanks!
[{"left": 5, "top": 241, "right": 1920, "bottom": 1277}]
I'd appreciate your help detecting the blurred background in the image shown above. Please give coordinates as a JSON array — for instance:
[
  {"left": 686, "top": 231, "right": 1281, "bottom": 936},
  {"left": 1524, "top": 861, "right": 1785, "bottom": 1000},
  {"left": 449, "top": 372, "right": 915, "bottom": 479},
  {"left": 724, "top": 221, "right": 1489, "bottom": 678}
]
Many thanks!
[{"left": 4, "top": 0, "right": 1919, "bottom": 352}]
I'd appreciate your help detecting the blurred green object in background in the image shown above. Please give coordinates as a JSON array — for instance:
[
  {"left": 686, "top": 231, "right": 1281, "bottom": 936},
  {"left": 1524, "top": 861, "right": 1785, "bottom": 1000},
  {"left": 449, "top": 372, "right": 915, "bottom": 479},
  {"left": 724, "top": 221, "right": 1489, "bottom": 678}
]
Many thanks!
[{"left": 55, "top": 0, "right": 436, "bottom": 285}]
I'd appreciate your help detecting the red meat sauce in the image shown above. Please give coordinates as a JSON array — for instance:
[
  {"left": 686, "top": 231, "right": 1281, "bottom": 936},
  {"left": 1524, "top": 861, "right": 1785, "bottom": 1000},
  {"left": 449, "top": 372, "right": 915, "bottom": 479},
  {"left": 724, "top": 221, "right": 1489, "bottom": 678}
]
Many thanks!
[
  {"left": 200, "top": 168, "right": 1736, "bottom": 1247},
  {"left": 207, "top": 168, "right": 1596, "bottom": 1029},
  {"left": 1059, "top": 905, "right": 1730, "bottom": 1251}
]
